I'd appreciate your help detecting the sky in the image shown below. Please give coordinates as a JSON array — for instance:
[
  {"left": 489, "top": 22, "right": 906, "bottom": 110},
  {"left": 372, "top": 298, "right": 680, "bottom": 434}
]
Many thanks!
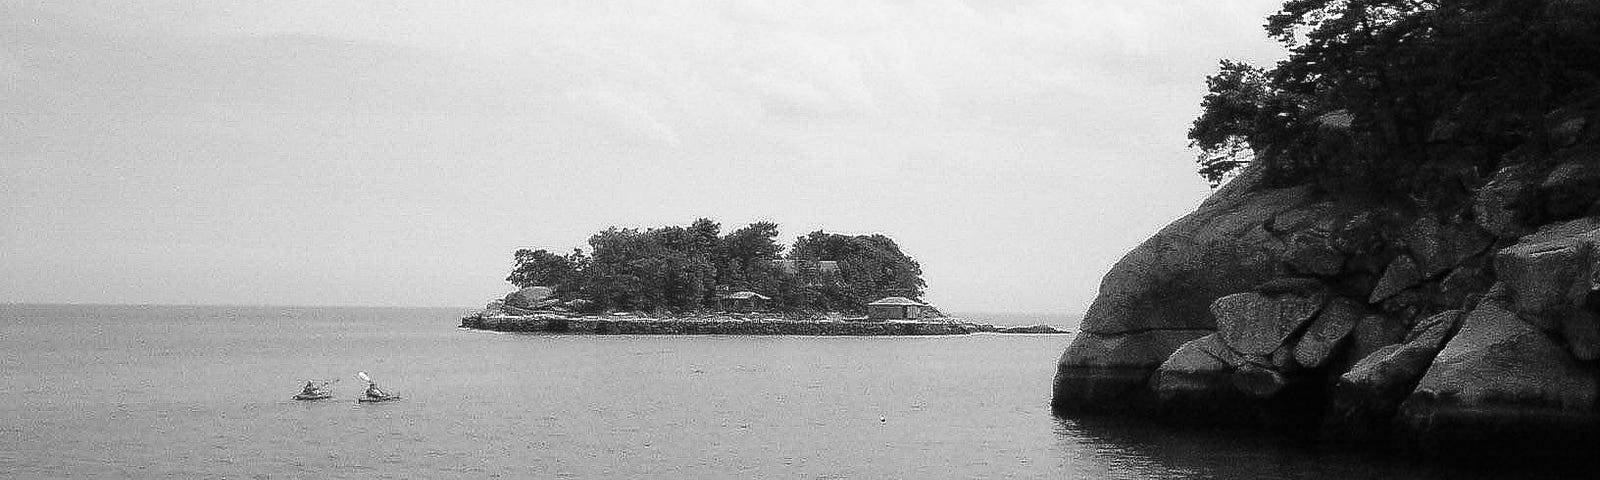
[{"left": 1, "top": 0, "right": 1287, "bottom": 313}]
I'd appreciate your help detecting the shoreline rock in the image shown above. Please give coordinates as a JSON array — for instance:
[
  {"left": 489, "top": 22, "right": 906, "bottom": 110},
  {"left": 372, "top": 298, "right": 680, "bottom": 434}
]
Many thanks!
[{"left": 1052, "top": 113, "right": 1600, "bottom": 455}]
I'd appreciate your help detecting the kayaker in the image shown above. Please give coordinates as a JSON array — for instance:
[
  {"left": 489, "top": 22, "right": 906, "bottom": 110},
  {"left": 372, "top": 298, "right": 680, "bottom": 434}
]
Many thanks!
[
  {"left": 365, "top": 382, "right": 387, "bottom": 399},
  {"left": 302, "top": 381, "right": 320, "bottom": 395}
]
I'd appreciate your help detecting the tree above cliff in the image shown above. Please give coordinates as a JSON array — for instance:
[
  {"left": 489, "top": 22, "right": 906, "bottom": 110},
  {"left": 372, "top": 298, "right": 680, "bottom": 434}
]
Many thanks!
[{"left": 1191, "top": 0, "right": 1600, "bottom": 192}]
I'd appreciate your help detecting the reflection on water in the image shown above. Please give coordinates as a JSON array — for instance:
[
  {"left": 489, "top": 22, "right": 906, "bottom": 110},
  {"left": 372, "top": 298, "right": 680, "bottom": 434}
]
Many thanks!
[{"left": 1054, "top": 408, "right": 1594, "bottom": 480}]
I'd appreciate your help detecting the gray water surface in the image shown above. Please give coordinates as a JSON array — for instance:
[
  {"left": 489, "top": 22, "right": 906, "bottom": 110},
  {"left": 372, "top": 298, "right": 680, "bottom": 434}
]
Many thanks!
[{"left": 0, "top": 305, "right": 1574, "bottom": 478}]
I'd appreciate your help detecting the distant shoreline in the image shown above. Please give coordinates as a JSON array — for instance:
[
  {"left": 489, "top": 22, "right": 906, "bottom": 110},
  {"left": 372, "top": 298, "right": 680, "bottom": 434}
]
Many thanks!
[{"left": 459, "top": 313, "right": 1069, "bottom": 336}]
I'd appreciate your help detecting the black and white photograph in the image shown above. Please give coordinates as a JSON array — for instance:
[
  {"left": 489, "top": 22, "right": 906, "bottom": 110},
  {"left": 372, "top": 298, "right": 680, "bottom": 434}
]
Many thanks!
[{"left": 4, "top": 0, "right": 1599, "bottom": 478}]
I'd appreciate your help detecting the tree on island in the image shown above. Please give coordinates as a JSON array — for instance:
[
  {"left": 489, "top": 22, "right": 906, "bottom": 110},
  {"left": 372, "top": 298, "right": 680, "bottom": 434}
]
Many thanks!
[
  {"left": 505, "top": 248, "right": 587, "bottom": 295},
  {"left": 789, "top": 231, "right": 927, "bottom": 311},
  {"left": 715, "top": 221, "right": 787, "bottom": 298},
  {"left": 1190, "top": 0, "right": 1600, "bottom": 197},
  {"left": 505, "top": 219, "right": 928, "bottom": 314}
]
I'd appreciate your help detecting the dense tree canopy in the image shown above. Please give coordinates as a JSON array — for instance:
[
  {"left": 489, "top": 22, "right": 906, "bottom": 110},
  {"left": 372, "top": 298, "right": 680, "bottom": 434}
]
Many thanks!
[
  {"left": 790, "top": 231, "right": 927, "bottom": 310},
  {"left": 506, "top": 220, "right": 928, "bottom": 314},
  {"left": 1191, "top": 0, "right": 1600, "bottom": 193},
  {"left": 505, "top": 248, "right": 586, "bottom": 294}
]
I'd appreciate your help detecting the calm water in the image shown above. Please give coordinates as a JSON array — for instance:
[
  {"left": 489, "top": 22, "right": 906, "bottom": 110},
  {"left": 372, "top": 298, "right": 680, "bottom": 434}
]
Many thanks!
[{"left": 0, "top": 304, "right": 1575, "bottom": 479}]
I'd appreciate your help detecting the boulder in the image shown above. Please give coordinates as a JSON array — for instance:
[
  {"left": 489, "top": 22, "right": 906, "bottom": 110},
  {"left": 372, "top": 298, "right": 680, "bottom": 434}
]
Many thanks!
[
  {"left": 1330, "top": 310, "right": 1464, "bottom": 432},
  {"left": 1212, "top": 292, "right": 1325, "bottom": 356},
  {"left": 1233, "top": 364, "right": 1288, "bottom": 399},
  {"left": 1060, "top": 330, "right": 1213, "bottom": 369},
  {"left": 1328, "top": 212, "right": 1386, "bottom": 275},
  {"left": 1517, "top": 216, "right": 1600, "bottom": 244},
  {"left": 1054, "top": 156, "right": 1600, "bottom": 449},
  {"left": 1404, "top": 217, "right": 1493, "bottom": 278},
  {"left": 1494, "top": 232, "right": 1593, "bottom": 321},
  {"left": 1283, "top": 230, "right": 1346, "bottom": 276},
  {"left": 1269, "top": 344, "right": 1298, "bottom": 371},
  {"left": 1400, "top": 299, "right": 1598, "bottom": 436},
  {"left": 1437, "top": 261, "right": 1492, "bottom": 309},
  {"left": 1293, "top": 297, "right": 1364, "bottom": 368},
  {"left": 1055, "top": 165, "right": 1325, "bottom": 411},
  {"left": 1151, "top": 332, "right": 1290, "bottom": 402},
  {"left": 1404, "top": 309, "right": 1464, "bottom": 344},
  {"left": 1347, "top": 314, "right": 1407, "bottom": 363},
  {"left": 1559, "top": 307, "right": 1600, "bottom": 361},
  {"left": 1472, "top": 163, "right": 1540, "bottom": 239},
  {"left": 1053, "top": 329, "right": 1210, "bottom": 412},
  {"left": 1369, "top": 255, "right": 1422, "bottom": 304},
  {"left": 1273, "top": 345, "right": 1299, "bottom": 371},
  {"left": 1074, "top": 189, "right": 1311, "bottom": 336},
  {"left": 1149, "top": 290, "right": 1339, "bottom": 410},
  {"left": 1151, "top": 334, "right": 1245, "bottom": 399}
]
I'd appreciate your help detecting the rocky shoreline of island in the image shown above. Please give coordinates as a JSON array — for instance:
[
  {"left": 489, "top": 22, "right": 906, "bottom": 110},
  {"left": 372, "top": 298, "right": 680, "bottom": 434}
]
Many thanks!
[{"left": 459, "top": 311, "right": 1068, "bottom": 336}]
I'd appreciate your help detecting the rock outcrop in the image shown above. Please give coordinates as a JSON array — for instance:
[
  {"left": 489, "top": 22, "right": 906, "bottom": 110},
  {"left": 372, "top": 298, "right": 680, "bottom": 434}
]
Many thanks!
[
  {"left": 1053, "top": 108, "right": 1600, "bottom": 452},
  {"left": 1329, "top": 310, "right": 1462, "bottom": 437},
  {"left": 1053, "top": 166, "right": 1328, "bottom": 413}
]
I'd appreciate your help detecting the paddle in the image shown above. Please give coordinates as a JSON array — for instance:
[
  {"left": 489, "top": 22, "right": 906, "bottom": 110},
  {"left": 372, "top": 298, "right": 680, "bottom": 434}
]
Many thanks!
[{"left": 356, "top": 371, "right": 396, "bottom": 399}]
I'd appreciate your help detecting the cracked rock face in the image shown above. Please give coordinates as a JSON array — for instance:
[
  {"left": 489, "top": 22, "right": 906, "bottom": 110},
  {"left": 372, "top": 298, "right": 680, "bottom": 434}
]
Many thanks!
[
  {"left": 1053, "top": 166, "right": 1315, "bottom": 412},
  {"left": 1329, "top": 310, "right": 1463, "bottom": 435},
  {"left": 1294, "top": 297, "right": 1364, "bottom": 368},
  {"left": 1053, "top": 127, "right": 1600, "bottom": 450},
  {"left": 1213, "top": 292, "right": 1326, "bottom": 356}
]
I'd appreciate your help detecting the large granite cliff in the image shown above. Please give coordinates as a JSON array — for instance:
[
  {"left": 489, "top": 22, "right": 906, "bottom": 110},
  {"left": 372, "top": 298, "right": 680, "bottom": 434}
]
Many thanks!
[{"left": 1052, "top": 106, "right": 1600, "bottom": 452}]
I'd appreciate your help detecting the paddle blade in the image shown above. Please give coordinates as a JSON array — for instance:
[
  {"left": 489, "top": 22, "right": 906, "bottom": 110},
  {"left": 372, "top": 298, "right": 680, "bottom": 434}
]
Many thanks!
[{"left": 357, "top": 371, "right": 371, "bottom": 383}]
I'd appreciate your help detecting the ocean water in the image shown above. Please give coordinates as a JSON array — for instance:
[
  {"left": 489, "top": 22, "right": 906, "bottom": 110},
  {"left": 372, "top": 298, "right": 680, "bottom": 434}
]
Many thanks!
[{"left": 0, "top": 304, "right": 1579, "bottom": 479}]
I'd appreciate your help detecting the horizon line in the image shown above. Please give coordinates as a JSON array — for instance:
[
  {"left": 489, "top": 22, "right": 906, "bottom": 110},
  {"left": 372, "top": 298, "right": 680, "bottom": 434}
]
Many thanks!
[{"left": 0, "top": 301, "right": 1084, "bottom": 316}]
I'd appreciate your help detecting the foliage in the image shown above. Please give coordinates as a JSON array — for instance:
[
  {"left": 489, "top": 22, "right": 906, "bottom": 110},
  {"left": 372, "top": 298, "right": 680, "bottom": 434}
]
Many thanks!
[
  {"left": 1190, "top": 0, "right": 1600, "bottom": 193},
  {"left": 716, "top": 221, "right": 785, "bottom": 294},
  {"left": 1190, "top": 60, "right": 1274, "bottom": 186},
  {"left": 505, "top": 220, "right": 928, "bottom": 314},
  {"left": 790, "top": 231, "right": 928, "bottom": 311},
  {"left": 506, "top": 248, "right": 587, "bottom": 293},
  {"left": 580, "top": 224, "right": 719, "bottom": 313}
]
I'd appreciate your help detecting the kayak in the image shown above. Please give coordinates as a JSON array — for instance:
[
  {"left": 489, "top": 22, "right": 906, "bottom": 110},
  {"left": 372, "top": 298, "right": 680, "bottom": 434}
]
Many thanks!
[
  {"left": 358, "top": 394, "right": 401, "bottom": 403},
  {"left": 294, "top": 392, "right": 333, "bottom": 400}
]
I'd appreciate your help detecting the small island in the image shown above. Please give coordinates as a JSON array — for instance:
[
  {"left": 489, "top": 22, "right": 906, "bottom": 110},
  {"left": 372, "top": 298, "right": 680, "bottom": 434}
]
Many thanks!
[{"left": 460, "top": 219, "right": 1065, "bottom": 336}]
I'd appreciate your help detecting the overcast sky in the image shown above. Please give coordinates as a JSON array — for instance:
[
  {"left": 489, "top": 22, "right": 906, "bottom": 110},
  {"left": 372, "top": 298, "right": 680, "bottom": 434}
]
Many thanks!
[{"left": 2, "top": 0, "right": 1286, "bottom": 313}]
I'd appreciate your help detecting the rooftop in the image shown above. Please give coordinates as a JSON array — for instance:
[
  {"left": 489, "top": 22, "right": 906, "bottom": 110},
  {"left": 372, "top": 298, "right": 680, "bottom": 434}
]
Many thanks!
[{"left": 867, "top": 296, "right": 923, "bottom": 306}]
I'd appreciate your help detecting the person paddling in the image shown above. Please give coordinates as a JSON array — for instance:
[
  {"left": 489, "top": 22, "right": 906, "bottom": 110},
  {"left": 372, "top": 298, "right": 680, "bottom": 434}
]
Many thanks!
[
  {"left": 364, "top": 381, "right": 388, "bottom": 399},
  {"left": 356, "top": 371, "right": 396, "bottom": 401},
  {"left": 302, "top": 381, "right": 321, "bottom": 396}
]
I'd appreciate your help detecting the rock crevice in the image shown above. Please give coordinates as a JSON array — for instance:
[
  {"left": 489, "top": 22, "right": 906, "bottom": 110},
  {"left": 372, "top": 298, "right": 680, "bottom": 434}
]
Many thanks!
[{"left": 1053, "top": 120, "right": 1600, "bottom": 452}]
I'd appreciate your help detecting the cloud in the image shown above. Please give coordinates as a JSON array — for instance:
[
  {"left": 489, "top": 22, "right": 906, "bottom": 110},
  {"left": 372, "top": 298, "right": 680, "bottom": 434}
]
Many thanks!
[
  {"left": 1, "top": 0, "right": 1291, "bottom": 312},
  {"left": 564, "top": 88, "right": 682, "bottom": 147}
]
